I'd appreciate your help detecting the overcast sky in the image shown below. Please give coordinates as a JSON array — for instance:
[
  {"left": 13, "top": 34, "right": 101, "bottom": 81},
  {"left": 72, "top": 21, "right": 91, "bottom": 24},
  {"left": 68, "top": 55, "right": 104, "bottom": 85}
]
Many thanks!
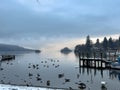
[{"left": 0, "top": 0, "right": 120, "bottom": 49}]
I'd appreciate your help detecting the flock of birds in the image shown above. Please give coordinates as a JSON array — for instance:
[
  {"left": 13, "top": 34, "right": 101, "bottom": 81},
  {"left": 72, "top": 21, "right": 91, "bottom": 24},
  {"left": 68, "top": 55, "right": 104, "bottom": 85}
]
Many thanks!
[{"left": 0, "top": 57, "right": 88, "bottom": 90}]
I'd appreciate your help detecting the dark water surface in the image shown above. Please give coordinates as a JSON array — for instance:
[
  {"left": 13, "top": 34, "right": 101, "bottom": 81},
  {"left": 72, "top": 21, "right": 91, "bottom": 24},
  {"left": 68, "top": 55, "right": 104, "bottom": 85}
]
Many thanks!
[{"left": 0, "top": 51, "right": 120, "bottom": 90}]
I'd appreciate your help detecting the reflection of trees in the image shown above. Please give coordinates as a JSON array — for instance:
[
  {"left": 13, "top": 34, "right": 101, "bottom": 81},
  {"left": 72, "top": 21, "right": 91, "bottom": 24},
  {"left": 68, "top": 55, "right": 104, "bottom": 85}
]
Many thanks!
[{"left": 79, "top": 67, "right": 104, "bottom": 78}]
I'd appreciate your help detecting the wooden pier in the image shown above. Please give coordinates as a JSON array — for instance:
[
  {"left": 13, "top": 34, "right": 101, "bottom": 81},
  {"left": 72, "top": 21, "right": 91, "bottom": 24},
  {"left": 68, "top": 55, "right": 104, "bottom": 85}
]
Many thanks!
[
  {"left": 0, "top": 55, "right": 15, "bottom": 61},
  {"left": 78, "top": 52, "right": 111, "bottom": 69}
]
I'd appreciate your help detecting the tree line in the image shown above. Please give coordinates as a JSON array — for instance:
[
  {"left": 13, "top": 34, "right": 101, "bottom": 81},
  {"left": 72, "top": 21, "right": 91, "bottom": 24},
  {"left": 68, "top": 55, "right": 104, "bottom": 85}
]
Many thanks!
[{"left": 75, "top": 35, "right": 120, "bottom": 53}]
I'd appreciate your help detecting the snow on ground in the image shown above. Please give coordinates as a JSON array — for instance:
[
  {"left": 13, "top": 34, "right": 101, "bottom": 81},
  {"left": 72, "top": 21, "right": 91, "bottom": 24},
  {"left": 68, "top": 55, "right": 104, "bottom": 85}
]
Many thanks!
[{"left": 0, "top": 84, "right": 61, "bottom": 90}]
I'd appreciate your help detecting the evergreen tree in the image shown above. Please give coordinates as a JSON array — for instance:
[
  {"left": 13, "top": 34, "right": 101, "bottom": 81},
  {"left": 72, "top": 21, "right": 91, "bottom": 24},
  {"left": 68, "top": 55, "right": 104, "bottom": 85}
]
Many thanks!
[
  {"left": 118, "top": 36, "right": 120, "bottom": 50},
  {"left": 95, "top": 38, "right": 100, "bottom": 48},
  {"left": 119, "top": 36, "right": 120, "bottom": 46},
  {"left": 74, "top": 35, "right": 120, "bottom": 56},
  {"left": 108, "top": 37, "right": 114, "bottom": 49},
  {"left": 102, "top": 37, "right": 108, "bottom": 51},
  {"left": 85, "top": 35, "right": 92, "bottom": 52}
]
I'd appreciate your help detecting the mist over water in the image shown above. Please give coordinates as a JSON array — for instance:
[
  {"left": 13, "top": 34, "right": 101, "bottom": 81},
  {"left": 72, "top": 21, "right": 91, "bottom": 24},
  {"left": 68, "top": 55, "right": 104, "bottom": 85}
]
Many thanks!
[{"left": 0, "top": 34, "right": 119, "bottom": 51}]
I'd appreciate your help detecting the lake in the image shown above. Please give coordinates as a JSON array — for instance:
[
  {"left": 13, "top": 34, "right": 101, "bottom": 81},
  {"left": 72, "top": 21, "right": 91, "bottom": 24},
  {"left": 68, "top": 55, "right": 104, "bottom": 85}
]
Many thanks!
[{"left": 0, "top": 50, "right": 120, "bottom": 90}]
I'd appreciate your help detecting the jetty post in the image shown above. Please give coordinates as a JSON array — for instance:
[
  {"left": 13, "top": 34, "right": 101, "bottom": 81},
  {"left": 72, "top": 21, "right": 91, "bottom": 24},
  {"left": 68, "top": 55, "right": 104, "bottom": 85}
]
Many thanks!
[
  {"left": 100, "top": 53, "right": 103, "bottom": 68},
  {"left": 79, "top": 52, "right": 81, "bottom": 67}
]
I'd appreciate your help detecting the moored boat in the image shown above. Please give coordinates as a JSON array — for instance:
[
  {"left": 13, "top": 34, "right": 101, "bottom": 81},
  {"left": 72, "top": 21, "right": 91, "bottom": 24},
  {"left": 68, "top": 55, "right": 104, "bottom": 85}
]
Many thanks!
[{"left": 111, "top": 56, "right": 120, "bottom": 69}]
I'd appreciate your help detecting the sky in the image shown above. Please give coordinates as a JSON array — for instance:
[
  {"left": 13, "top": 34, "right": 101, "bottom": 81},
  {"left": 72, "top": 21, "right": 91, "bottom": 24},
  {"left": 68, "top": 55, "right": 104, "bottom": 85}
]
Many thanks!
[{"left": 0, "top": 0, "right": 120, "bottom": 49}]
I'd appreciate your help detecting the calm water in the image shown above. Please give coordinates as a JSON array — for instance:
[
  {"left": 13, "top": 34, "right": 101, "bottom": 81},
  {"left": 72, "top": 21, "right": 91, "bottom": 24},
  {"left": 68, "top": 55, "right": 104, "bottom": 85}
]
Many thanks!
[{"left": 0, "top": 50, "right": 120, "bottom": 90}]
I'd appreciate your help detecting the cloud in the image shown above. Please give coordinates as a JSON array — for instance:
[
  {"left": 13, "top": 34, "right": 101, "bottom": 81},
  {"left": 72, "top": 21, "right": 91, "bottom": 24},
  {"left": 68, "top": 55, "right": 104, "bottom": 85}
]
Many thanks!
[
  {"left": 16, "top": 0, "right": 59, "bottom": 13},
  {"left": 0, "top": 0, "right": 120, "bottom": 48}
]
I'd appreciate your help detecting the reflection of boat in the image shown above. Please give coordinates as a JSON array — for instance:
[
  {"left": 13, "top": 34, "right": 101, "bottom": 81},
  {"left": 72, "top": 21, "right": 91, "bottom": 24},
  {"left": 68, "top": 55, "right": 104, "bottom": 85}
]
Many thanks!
[
  {"left": 110, "top": 69, "right": 120, "bottom": 74},
  {"left": 109, "top": 69, "right": 120, "bottom": 80}
]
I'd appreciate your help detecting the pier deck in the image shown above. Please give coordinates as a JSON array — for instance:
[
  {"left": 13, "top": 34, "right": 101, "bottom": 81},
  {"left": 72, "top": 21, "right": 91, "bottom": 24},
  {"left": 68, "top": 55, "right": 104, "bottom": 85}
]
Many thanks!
[{"left": 0, "top": 55, "right": 15, "bottom": 61}]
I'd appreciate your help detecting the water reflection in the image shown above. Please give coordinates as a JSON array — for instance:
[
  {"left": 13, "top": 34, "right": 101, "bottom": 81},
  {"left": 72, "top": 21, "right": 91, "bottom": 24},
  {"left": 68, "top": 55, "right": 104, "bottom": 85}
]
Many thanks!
[
  {"left": 109, "top": 70, "right": 120, "bottom": 81},
  {"left": 0, "top": 51, "right": 119, "bottom": 90}
]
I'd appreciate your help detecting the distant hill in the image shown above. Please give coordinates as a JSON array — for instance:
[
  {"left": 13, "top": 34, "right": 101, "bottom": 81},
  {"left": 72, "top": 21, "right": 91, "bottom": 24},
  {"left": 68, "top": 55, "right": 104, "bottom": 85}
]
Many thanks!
[
  {"left": 60, "top": 47, "right": 72, "bottom": 54},
  {"left": 0, "top": 44, "right": 34, "bottom": 51}
]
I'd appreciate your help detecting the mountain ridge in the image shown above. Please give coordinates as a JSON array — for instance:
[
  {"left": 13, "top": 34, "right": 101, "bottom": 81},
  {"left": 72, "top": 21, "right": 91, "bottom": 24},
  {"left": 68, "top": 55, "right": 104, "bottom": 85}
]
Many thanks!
[{"left": 0, "top": 43, "right": 34, "bottom": 51}]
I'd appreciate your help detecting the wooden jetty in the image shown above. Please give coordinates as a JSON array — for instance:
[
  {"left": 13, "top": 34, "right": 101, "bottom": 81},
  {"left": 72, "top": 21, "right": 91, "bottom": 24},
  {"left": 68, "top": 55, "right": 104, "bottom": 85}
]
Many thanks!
[
  {"left": 0, "top": 55, "right": 15, "bottom": 61},
  {"left": 78, "top": 52, "right": 111, "bottom": 69}
]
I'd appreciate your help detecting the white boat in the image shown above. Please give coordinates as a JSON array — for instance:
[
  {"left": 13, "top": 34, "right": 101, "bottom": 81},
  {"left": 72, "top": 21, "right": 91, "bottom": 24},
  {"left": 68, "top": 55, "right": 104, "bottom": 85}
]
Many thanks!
[
  {"left": 111, "top": 56, "right": 120, "bottom": 69},
  {"left": 111, "top": 63, "right": 120, "bottom": 69}
]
